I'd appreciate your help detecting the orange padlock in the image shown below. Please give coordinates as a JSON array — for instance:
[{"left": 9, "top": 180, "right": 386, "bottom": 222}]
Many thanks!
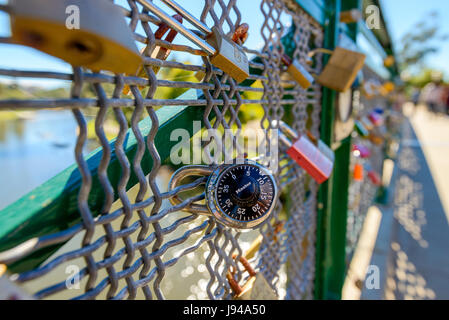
[{"left": 353, "top": 163, "right": 364, "bottom": 181}]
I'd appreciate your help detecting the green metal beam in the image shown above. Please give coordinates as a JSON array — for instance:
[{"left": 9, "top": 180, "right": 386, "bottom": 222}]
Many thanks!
[{"left": 315, "top": 0, "right": 340, "bottom": 300}]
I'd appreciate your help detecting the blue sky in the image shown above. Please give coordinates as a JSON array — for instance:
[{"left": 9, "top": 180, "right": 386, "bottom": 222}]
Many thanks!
[
  {"left": 381, "top": 0, "right": 449, "bottom": 80},
  {"left": 0, "top": 0, "right": 447, "bottom": 87}
]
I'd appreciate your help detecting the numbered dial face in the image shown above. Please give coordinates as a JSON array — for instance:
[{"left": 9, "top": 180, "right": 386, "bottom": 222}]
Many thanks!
[{"left": 214, "top": 163, "right": 276, "bottom": 226}]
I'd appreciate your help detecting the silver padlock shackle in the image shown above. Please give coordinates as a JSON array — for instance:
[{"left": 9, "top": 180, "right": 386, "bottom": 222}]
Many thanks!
[
  {"left": 272, "top": 120, "right": 299, "bottom": 141},
  {"left": 136, "top": 0, "right": 216, "bottom": 56},
  {"left": 168, "top": 165, "right": 214, "bottom": 215},
  {"left": 161, "top": 0, "right": 211, "bottom": 35}
]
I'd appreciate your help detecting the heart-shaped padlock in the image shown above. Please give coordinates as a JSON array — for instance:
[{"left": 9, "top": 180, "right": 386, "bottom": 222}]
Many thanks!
[{"left": 168, "top": 160, "right": 278, "bottom": 230}]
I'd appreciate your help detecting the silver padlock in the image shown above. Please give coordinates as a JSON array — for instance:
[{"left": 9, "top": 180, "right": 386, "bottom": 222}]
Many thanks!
[
  {"left": 136, "top": 0, "right": 249, "bottom": 83},
  {"left": 9, "top": 0, "right": 142, "bottom": 74}
]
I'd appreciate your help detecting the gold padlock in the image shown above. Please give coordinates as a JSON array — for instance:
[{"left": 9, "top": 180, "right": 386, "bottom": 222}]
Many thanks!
[
  {"left": 281, "top": 54, "right": 315, "bottom": 89},
  {"left": 340, "top": 9, "right": 362, "bottom": 23},
  {"left": 137, "top": 0, "right": 249, "bottom": 83},
  {"left": 227, "top": 255, "right": 277, "bottom": 300},
  {"left": 195, "top": 23, "right": 249, "bottom": 82},
  {"left": 310, "top": 47, "right": 366, "bottom": 92},
  {"left": 9, "top": 0, "right": 142, "bottom": 75}
]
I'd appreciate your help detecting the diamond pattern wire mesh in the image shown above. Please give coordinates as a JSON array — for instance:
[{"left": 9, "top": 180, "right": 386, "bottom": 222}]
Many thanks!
[
  {"left": 346, "top": 68, "right": 388, "bottom": 262},
  {"left": 0, "top": 0, "right": 323, "bottom": 299}
]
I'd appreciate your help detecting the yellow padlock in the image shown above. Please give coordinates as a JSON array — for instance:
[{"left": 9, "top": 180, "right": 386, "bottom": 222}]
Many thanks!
[
  {"left": 10, "top": 0, "right": 142, "bottom": 74},
  {"left": 310, "top": 47, "right": 366, "bottom": 92},
  {"left": 227, "top": 255, "right": 277, "bottom": 300}
]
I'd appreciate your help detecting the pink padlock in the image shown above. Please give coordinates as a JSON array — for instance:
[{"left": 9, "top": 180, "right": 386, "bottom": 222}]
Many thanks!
[
  {"left": 277, "top": 121, "right": 334, "bottom": 184},
  {"left": 352, "top": 144, "right": 371, "bottom": 159}
]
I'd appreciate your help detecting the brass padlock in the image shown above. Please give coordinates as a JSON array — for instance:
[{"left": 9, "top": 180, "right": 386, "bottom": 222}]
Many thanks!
[
  {"left": 281, "top": 54, "right": 315, "bottom": 89},
  {"left": 0, "top": 265, "right": 34, "bottom": 300},
  {"left": 310, "top": 47, "right": 366, "bottom": 92},
  {"left": 195, "top": 23, "right": 249, "bottom": 82},
  {"left": 340, "top": 9, "right": 362, "bottom": 23},
  {"left": 137, "top": 0, "right": 249, "bottom": 83},
  {"left": 227, "top": 255, "right": 277, "bottom": 300},
  {"left": 10, "top": 0, "right": 142, "bottom": 74}
]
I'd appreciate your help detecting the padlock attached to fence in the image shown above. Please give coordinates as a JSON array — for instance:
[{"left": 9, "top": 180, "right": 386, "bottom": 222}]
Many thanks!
[
  {"left": 195, "top": 23, "right": 249, "bottom": 82},
  {"left": 123, "top": 14, "right": 183, "bottom": 95},
  {"left": 308, "top": 47, "right": 366, "bottom": 92},
  {"left": 353, "top": 143, "right": 371, "bottom": 159},
  {"left": 0, "top": 265, "right": 34, "bottom": 300},
  {"left": 275, "top": 120, "right": 334, "bottom": 184},
  {"left": 281, "top": 54, "right": 315, "bottom": 89},
  {"left": 354, "top": 119, "right": 370, "bottom": 138},
  {"left": 227, "top": 255, "right": 277, "bottom": 300},
  {"left": 9, "top": 0, "right": 142, "bottom": 75},
  {"left": 367, "top": 168, "right": 382, "bottom": 186},
  {"left": 168, "top": 159, "right": 278, "bottom": 230},
  {"left": 137, "top": 0, "right": 249, "bottom": 83},
  {"left": 340, "top": 9, "right": 362, "bottom": 24}
]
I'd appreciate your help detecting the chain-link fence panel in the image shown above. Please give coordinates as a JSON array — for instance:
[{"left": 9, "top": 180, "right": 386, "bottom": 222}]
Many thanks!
[{"left": 0, "top": 0, "right": 324, "bottom": 300}]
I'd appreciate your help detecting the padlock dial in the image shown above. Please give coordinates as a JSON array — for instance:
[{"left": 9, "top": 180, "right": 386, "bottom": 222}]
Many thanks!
[{"left": 206, "top": 161, "right": 277, "bottom": 229}]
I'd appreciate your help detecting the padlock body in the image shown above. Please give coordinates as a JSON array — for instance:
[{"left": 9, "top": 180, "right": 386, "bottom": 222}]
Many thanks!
[
  {"left": 236, "top": 274, "right": 277, "bottom": 300},
  {"left": 10, "top": 0, "right": 142, "bottom": 74},
  {"left": 286, "top": 60, "right": 314, "bottom": 89},
  {"left": 368, "top": 170, "right": 382, "bottom": 186},
  {"left": 368, "top": 112, "right": 383, "bottom": 126},
  {"left": 287, "top": 136, "right": 334, "bottom": 184},
  {"left": 207, "top": 27, "right": 249, "bottom": 83},
  {"left": 317, "top": 47, "right": 366, "bottom": 92},
  {"left": 354, "top": 120, "right": 369, "bottom": 137}
]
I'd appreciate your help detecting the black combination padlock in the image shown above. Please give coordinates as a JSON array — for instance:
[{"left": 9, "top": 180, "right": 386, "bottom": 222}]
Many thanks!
[{"left": 168, "top": 160, "right": 278, "bottom": 230}]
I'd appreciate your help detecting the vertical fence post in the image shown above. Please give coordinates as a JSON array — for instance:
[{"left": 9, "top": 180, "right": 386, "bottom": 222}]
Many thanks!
[
  {"left": 314, "top": 0, "right": 351, "bottom": 300},
  {"left": 315, "top": 0, "right": 364, "bottom": 300}
]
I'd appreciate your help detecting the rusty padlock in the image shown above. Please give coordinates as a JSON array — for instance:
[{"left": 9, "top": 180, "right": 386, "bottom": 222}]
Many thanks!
[
  {"left": 227, "top": 255, "right": 277, "bottom": 300},
  {"left": 276, "top": 120, "right": 334, "bottom": 184},
  {"left": 123, "top": 14, "right": 183, "bottom": 95},
  {"left": 281, "top": 54, "right": 315, "bottom": 89},
  {"left": 309, "top": 47, "right": 366, "bottom": 92},
  {"left": 9, "top": 0, "right": 142, "bottom": 74},
  {"left": 137, "top": 0, "right": 249, "bottom": 83},
  {"left": 0, "top": 265, "right": 34, "bottom": 300}
]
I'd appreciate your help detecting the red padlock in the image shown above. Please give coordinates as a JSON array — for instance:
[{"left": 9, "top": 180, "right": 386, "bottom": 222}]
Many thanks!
[
  {"left": 277, "top": 121, "right": 334, "bottom": 184},
  {"left": 368, "top": 111, "right": 383, "bottom": 127},
  {"left": 367, "top": 169, "right": 382, "bottom": 186}
]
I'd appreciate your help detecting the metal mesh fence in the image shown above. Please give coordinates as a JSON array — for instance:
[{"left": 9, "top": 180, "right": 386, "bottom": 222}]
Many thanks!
[
  {"left": 0, "top": 0, "right": 323, "bottom": 299},
  {"left": 345, "top": 67, "right": 388, "bottom": 262}
]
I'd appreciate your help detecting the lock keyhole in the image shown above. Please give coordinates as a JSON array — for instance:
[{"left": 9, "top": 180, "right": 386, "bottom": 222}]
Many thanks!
[{"left": 67, "top": 41, "right": 91, "bottom": 54}]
